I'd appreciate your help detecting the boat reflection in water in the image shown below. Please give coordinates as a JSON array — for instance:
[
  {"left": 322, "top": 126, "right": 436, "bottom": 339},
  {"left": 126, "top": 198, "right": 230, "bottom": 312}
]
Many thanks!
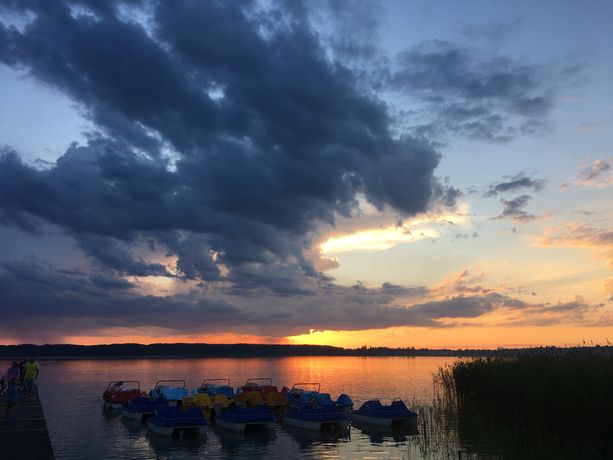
[
  {"left": 282, "top": 423, "right": 350, "bottom": 451},
  {"left": 213, "top": 424, "right": 277, "bottom": 457},
  {"left": 145, "top": 426, "right": 207, "bottom": 458},
  {"left": 351, "top": 419, "right": 418, "bottom": 444}
]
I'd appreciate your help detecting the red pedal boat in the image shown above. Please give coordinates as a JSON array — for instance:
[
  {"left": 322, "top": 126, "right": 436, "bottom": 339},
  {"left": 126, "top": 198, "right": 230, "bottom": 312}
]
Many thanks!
[{"left": 103, "top": 381, "right": 146, "bottom": 410}]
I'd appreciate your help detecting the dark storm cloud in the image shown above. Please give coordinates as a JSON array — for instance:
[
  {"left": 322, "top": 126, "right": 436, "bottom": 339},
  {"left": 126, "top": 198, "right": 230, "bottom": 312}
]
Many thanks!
[
  {"left": 497, "top": 195, "right": 536, "bottom": 223},
  {"left": 0, "top": 261, "right": 426, "bottom": 335},
  {"left": 388, "top": 40, "right": 568, "bottom": 142},
  {"left": 76, "top": 234, "right": 171, "bottom": 277},
  {"left": 0, "top": 0, "right": 447, "bottom": 224},
  {"left": 223, "top": 262, "right": 316, "bottom": 297},
  {"left": 0, "top": 258, "right": 597, "bottom": 339},
  {"left": 0, "top": 0, "right": 464, "bottom": 337},
  {"left": 159, "top": 233, "right": 222, "bottom": 282},
  {"left": 0, "top": 142, "right": 179, "bottom": 237},
  {"left": 3, "top": 0, "right": 581, "bottom": 340},
  {"left": 0, "top": 261, "right": 242, "bottom": 337},
  {"left": 484, "top": 173, "right": 546, "bottom": 197},
  {"left": 398, "top": 293, "right": 515, "bottom": 326}
]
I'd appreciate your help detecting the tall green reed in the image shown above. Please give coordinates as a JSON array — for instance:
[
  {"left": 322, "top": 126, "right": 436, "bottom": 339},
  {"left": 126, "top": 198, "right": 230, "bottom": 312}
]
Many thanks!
[{"left": 436, "top": 347, "right": 613, "bottom": 459}]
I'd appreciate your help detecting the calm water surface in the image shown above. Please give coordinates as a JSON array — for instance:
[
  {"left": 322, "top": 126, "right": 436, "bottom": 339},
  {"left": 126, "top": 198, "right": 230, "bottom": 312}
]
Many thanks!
[{"left": 8, "top": 357, "right": 462, "bottom": 459}]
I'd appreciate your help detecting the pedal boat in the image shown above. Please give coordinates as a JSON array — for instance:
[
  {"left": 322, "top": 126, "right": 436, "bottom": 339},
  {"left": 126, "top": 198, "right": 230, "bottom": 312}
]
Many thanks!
[
  {"left": 196, "top": 379, "right": 235, "bottom": 399},
  {"left": 215, "top": 404, "right": 276, "bottom": 432},
  {"left": 282, "top": 383, "right": 349, "bottom": 430},
  {"left": 122, "top": 395, "right": 169, "bottom": 421},
  {"left": 149, "top": 380, "right": 189, "bottom": 406},
  {"left": 183, "top": 379, "right": 235, "bottom": 419},
  {"left": 235, "top": 378, "right": 287, "bottom": 409},
  {"left": 103, "top": 381, "right": 145, "bottom": 410},
  {"left": 350, "top": 399, "right": 417, "bottom": 427},
  {"left": 284, "top": 383, "right": 353, "bottom": 414},
  {"left": 147, "top": 406, "right": 207, "bottom": 436}
]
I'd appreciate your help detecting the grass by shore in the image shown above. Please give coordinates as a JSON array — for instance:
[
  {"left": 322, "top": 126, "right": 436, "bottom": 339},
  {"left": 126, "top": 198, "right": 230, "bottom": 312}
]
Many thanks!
[{"left": 436, "top": 347, "right": 613, "bottom": 459}]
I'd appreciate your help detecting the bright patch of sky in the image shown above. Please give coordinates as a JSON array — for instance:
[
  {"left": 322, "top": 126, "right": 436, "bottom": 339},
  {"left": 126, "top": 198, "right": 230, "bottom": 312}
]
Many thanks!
[{"left": 0, "top": 65, "right": 92, "bottom": 162}]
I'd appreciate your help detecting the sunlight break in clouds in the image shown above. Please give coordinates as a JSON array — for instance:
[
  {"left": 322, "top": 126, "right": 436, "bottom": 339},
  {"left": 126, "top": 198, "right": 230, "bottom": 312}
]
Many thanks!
[
  {"left": 321, "top": 205, "right": 471, "bottom": 254},
  {"left": 321, "top": 226, "right": 438, "bottom": 253}
]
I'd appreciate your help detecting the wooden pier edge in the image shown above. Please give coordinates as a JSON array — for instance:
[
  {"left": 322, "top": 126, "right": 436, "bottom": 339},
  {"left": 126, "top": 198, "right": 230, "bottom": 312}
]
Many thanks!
[{"left": 0, "top": 387, "right": 55, "bottom": 459}]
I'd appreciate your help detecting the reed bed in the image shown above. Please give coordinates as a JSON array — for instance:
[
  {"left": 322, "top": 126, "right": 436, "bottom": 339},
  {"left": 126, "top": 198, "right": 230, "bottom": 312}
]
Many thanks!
[{"left": 436, "top": 347, "right": 613, "bottom": 459}]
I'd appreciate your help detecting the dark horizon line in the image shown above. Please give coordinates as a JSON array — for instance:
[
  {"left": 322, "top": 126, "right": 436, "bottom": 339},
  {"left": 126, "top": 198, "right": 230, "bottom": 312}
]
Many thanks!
[{"left": 1, "top": 342, "right": 610, "bottom": 360}]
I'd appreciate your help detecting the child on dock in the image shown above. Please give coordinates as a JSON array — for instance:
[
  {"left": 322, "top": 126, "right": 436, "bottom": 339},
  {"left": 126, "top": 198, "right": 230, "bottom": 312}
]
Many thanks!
[
  {"left": 4, "top": 361, "right": 20, "bottom": 422},
  {"left": 23, "top": 358, "right": 39, "bottom": 400}
]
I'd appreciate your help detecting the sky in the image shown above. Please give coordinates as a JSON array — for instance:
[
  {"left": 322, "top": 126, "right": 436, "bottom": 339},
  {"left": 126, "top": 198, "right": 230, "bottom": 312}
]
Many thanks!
[{"left": 0, "top": 0, "right": 611, "bottom": 348}]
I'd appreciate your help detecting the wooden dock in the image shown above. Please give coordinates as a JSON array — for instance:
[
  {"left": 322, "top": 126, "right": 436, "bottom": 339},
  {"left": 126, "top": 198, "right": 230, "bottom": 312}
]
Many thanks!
[{"left": 0, "top": 388, "right": 55, "bottom": 459}]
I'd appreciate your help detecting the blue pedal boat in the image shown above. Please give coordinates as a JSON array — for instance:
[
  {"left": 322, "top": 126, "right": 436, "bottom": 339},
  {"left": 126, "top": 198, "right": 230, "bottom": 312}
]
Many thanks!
[
  {"left": 283, "top": 383, "right": 349, "bottom": 430},
  {"left": 336, "top": 393, "right": 354, "bottom": 415},
  {"left": 147, "top": 406, "right": 208, "bottom": 436},
  {"left": 122, "top": 395, "right": 169, "bottom": 421},
  {"left": 149, "top": 380, "right": 189, "bottom": 406},
  {"left": 195, "top": 379, "right": 235, "bottom": 400},
  {"left": 283, "top": 402, "right": 348, "bottom": 431},
  {"left": 350, "top": 399, "right": 417, "bottom": 427},
  {"left": 215, "top": 404, "right": 276, "bottom": 432}
]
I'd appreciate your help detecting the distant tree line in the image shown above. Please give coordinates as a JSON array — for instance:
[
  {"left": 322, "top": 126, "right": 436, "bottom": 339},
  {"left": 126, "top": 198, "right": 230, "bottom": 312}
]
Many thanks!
[{"left": 1, "top": 343, "right": 609, "bottom": 359}]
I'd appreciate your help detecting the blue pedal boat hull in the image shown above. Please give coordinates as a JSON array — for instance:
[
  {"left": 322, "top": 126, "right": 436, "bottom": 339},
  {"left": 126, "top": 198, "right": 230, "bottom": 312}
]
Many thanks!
[
  {"left": 147, "top": 406, "right": 207, "bottom": 436},
  {"left": 215, "top": 404, "right": 275, "bottom": 432},
  {"left": 350, "top": 400, "right": 417, "bottom": 427}
]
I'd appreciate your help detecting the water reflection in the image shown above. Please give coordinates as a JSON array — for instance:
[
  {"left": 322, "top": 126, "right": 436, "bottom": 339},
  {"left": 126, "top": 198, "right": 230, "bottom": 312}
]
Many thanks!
[
  {"left": 282, "top": 424, "right": 351, "bottom": 459},
  {"left": 102, "top": 405, "right": 122, "bottom": 420},
  {"left": 120, "top": 416, "right": 147, "bottom": 435}
]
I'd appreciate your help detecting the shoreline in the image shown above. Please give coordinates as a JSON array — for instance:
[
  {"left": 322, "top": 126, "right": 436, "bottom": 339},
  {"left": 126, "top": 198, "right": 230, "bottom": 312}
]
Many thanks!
[{"left": 2, "top": 343, "right": 610, "bottom": 360}]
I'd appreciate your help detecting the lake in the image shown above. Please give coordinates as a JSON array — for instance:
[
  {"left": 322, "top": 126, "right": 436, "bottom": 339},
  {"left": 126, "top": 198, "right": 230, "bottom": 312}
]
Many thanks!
[{"left": 4, "top": 356, "right": 468, "bottom": 459}]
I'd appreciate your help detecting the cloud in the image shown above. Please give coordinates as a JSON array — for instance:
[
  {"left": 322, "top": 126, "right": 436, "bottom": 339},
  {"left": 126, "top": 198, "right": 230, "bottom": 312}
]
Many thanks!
[
  {"left": 0, "top": 260, "right": 242, "bottom": 340},
  {"left": 0, "top": 259, "right": 442, "bottom": 336},
  {"left": 484, "top": 173, "right": 546, "bottom": 197},
  {"left": 0, "top": 257, "right": 603, "bottom": 340},
  {"left": 501, "top": 295, "right": 604, "bottom": 327},
  {"left": 497, "top": 194, "right": 537, "bottom": 223},
  {"left": 572, "top": 158, "right": 613, "bottom": 189},
  {"left": 0, "top": 0, "right": 467, "bottom": 338},
  {"left": 456, "top": 18, "right": 524, "bottom": 43},
  {"left": 431, "top": 269, "right": 490, "bottom": 295},
  {"left": 0, "top": 1, "right": 594, "bottom": 341},
  {"left": 605, "top": 278, "right": 613, "bottom": 301},
  {"left": 538, "top": 223, "right": 613, "bottom": 267},
  {"left": 318, "top": 200, "right": 471, "bottom": 254},
  {"left": 76, "top": 234, "right": 172, "bottom": 277},
  {"left": 388, "top": 40, "right": 574, "bottom": 142},
  {"left": 0, "top": 2, "right": 448, "bottom": 268}
]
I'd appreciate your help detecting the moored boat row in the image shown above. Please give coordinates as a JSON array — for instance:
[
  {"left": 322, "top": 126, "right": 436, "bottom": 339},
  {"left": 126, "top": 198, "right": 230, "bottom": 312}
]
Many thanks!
[{"left": 102, "top": 377, "right": 417, "bottom": 436}]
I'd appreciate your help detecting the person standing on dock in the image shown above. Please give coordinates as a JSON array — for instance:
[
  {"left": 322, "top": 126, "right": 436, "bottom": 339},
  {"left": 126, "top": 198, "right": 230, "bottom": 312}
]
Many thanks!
[
  {"left": 23, "top": 357, "right": 39, "bottom": 400},
  {"left": 18, "top": 359, "right": 26, "bottom": 387},
  {"left": 4, "top": 361, "right": 20, "bottom": 422}
]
